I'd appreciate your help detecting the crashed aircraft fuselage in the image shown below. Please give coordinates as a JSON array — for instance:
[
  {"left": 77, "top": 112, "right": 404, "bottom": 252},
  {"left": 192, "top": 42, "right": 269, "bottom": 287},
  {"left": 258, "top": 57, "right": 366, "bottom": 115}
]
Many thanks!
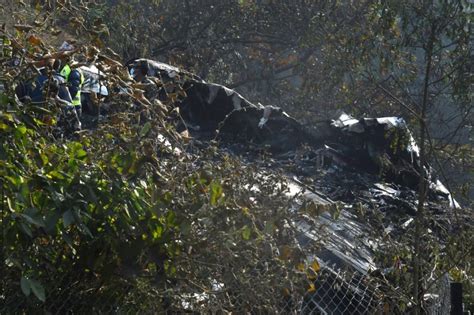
[{"left": 128, "top": 58, "right": 459, "bottom": 314}]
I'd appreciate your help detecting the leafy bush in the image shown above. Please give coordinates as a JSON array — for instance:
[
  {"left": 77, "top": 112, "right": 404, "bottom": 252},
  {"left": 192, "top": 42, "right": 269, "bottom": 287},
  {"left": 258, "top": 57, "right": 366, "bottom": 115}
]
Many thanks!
[{"left": 0, "top": 42, "right": 311, "bottom": 313}]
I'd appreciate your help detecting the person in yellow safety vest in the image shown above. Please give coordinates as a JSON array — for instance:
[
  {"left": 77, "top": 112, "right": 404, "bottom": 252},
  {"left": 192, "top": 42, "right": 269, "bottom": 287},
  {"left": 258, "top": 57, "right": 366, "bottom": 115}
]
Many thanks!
[
  {"left": 1, "top": 36, "right": 13, "bottom": 58},
  {"left": 60, "top": 63, "right": 85, "bottom": 116}
]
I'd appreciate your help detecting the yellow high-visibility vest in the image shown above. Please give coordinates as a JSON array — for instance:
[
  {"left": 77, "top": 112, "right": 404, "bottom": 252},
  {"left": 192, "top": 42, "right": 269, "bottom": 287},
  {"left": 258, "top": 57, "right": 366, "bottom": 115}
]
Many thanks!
[
  {"left": 60, "top": 64, "right": 71, "bottom": 80},
  {"left": 60, "top": 64, "right": 84, "bottom": 107},
  {"left": 1, "top": 36, "right": 13, "bottom": 57}
]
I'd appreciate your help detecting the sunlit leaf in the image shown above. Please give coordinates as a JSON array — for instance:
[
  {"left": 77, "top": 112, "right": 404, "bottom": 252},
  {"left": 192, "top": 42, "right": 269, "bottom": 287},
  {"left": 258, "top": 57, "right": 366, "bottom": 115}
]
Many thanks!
[
  {"left": 241, "top": 225, "right": 251, "bottom": 240},
  {"left": 311, "top": 260, "right": 320, "bottom": 273},
  {"left": 139, "top": 122, "right": 152, "bottom": 137},
  {"left": 152, "top": 225, "right": 163, "bottom": 239},
  {"left": 296, "top": 262, "right": 306, "bottom": 272},
  {"left": 307, "top": 283, "right": 316, "bottom": 293},
  {"left": 210, "top": 182, "right": 223, "bottom": 206},
  {"left": 16, "top": 124, "right": 27, "bottom": 135}
]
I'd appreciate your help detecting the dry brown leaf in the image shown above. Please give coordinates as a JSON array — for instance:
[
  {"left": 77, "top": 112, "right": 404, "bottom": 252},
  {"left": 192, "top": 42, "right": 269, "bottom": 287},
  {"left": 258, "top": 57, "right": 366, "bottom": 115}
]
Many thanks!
[
  {"left": 180, "top": 129, "right": 190, "bottom": 139},
  {"left": 14, "top": 24, "right": 33, "bottom": 32},
  {"left": 98, "top": 54, "right": 123, "bottom": 68},
  {"left": 132, "top": 89, "right": 152, "bottom": 106},
  {"left": 307, "top": 283, "right": 316, "bottom": 292},
  {"left": 105, "top": 47, "right": 121, "bottom": 60},
  {"left": 311, "top": 259, "right": 320, "bottom": 273},
  {"left": 27, "top": 35, "right": 43, "bottom": 47},
  {"left": 278, "top": 245, "right": 293, "bottom": 260},
  {"left": 153, "top": 99, "right": 168, "bottom": 113},
  {"left": 131, "top": 83, "right": 149, "bottom": 90}
]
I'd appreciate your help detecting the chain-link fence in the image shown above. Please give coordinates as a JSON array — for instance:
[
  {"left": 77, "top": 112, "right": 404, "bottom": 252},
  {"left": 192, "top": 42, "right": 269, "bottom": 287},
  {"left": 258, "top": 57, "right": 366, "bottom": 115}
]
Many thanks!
[
  {"left": 0, "top": 192, "right": 460, "bottom": 314},
  {"left": 0, "top": 266, "right": 458, "bottom": 314},
  {"left": 0, "top": 206, "right": 456, "bottom": 315},
  {"left": 300, "top": 267, "right": 382, "bottom": 314},
  {"left": 0, "top": 270, "right": 164, "bottom": 314},
  {"left": 1, "top": 252, "right": 457, "bottom": 314},
  {"left": 300, "top": 268, "right": 455, "bottom": 315},
  {"left": 425, "top": 273, "right": 451, "bottom": 315}
]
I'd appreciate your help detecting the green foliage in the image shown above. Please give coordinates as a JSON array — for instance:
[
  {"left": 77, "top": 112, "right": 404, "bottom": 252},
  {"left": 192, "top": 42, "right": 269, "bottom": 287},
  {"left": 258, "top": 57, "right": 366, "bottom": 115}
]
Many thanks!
[
  {"left": 1, "top": 97, "right": 172, "bottom": 304},
  {"left": 20, "top": 276, "right": 45, "bottom": 302},
  {"left": 0, "top": 92, "right": 309, "bottom": 312},
  {"left": 1, "top": 28, "right": 309, "bottom": 311},
  {"left": 1, "top": 0, "right": 472, "bottom": 312}
]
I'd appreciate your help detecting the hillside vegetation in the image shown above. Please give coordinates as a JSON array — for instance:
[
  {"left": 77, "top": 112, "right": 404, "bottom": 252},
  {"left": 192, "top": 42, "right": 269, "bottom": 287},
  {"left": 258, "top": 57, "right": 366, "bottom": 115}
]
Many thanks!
[{"left": 1, "top": 0, "right": 472, "bottom": 313}]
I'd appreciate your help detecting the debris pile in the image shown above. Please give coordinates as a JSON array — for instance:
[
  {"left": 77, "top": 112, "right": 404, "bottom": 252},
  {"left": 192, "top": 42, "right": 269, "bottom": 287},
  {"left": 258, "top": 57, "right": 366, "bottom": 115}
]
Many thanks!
[
  {"left": 127, "top": 60, "right": 457, "bottom": 217},
  {"left": 127, "top": 59, "right": 460, "bottom": 313},
  {"left": 128, "top": 59, "right": 457, "bottom": 209}
]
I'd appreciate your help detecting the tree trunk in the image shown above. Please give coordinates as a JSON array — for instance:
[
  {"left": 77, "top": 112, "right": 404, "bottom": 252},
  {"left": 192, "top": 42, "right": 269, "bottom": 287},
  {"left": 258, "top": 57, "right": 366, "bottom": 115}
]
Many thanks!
[{"left": 413, "top": 20, "right": 436, "bottom": 315}]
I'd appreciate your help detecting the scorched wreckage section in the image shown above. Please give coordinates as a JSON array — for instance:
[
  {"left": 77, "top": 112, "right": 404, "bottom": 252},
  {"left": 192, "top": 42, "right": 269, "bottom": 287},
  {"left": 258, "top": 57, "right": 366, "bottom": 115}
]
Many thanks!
[
  {"left": 128, "top": 58, "right": 456, "bottom": 209},
  {"left": 125, "top": 59, "right": 460, "bottom": 313}
]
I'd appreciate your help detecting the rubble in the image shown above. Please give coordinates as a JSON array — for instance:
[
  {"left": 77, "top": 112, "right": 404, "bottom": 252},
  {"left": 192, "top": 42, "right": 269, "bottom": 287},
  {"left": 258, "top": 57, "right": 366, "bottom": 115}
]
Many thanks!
[
  {"left": 126, "top": 59, "right": 462, "bottom": 313},
  {"left": 80, "top": 65, "right": 109, "bottom": 97},
  {"left": 128, "top": 58, "right": 310, "bottom": 152},
  {"left": 129, "top": 59, "right": 457, "bottom": 207}
]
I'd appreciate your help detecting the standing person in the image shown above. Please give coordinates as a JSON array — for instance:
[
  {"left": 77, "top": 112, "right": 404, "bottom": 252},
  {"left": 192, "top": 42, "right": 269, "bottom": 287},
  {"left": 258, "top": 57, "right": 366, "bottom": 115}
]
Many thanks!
[
  {"left": 14, "top": 58, "right": 81, "bottom": 132},
  {"left": 58, "top": 41, "right": 85, "bottom": 117},
  {"left": 1, "top": 35, "right": 13, "bottom": 58},
  {"left": 61, "top": 63, "right": 84, "bottom": 116}
]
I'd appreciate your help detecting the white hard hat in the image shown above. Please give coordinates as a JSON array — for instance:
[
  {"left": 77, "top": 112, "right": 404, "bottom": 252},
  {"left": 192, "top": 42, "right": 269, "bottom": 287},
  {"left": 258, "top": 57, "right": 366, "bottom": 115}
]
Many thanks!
[{"left": 59, "top": 41, "right": 74, "bottom": 51}]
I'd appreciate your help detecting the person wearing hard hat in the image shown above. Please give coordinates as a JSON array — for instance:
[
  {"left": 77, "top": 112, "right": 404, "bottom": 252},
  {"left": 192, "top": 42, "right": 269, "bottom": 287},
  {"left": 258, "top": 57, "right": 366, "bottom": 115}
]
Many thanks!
[
  {"left": 58, "top": 41, "right": 85, "bottom": 117},
  {"left": 1, "top": 35, "right": 13, "bottom": 58}
]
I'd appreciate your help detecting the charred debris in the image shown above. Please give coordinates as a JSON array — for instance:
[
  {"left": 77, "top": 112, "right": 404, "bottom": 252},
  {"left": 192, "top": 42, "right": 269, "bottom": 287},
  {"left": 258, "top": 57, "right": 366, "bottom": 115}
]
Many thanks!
[
  {"left": 125, "top": 59, "right": 460, "bottom": 312},
  {"left": 128, "top": 59, "right": 456, "bottom": 210}
]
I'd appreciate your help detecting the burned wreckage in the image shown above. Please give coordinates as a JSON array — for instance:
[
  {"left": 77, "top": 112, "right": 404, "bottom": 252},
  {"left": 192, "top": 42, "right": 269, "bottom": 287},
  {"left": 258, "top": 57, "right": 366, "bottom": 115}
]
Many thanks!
[{"left": 128, "top": 59, "right": 459, "bottom": 313}]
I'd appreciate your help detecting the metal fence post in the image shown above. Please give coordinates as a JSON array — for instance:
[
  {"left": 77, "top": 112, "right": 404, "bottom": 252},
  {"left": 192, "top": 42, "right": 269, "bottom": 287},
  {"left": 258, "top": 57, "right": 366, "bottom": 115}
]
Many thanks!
[{"left": 450, "top": 282, "right": 463, "bottom": 315}]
